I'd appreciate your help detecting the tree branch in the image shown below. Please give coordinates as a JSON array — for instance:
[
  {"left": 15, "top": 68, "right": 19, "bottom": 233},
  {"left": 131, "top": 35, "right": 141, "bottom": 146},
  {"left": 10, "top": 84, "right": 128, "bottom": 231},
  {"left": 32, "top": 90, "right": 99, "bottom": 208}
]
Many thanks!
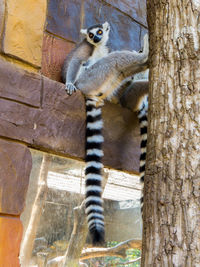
[
  {"left": 80, "top": 239, "right": 142, "bottom": 260},
  {"left": 62, "top": 200, "right": 88, "bottom": 267}
]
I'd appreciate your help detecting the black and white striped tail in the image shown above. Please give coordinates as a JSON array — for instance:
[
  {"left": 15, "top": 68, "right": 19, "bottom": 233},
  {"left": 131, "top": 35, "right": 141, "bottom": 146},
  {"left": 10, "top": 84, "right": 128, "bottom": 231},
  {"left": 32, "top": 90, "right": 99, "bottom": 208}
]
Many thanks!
[
  {"left": 137, "top": 95, "right": 148, "bottom": 213},
  {"left": 85, "top": 98, "right": 105, "bottom": 245}
]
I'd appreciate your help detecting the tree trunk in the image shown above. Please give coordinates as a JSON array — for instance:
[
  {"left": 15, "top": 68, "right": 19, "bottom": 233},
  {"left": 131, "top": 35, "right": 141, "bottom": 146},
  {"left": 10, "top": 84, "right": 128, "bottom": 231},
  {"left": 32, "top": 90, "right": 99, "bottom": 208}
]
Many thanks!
[
  {"left": 62, "top": 171, "right": 109, "bottom": 267},
  {"left": 62, "top": 201, "right": 88, "bottom": 267},
  {"left": 142, "top": 1, "right": 200, "bottom": 266},
  {"left": 20, "top": 154, "right": 51, "bottom": 266}
]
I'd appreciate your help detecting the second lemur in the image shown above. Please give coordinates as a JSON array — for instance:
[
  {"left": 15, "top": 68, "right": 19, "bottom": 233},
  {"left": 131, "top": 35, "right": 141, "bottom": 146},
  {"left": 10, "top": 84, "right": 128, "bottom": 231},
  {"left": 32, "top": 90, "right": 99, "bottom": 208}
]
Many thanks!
[{"left": 62, "top": 27, "right": 149, "bottom": 245}]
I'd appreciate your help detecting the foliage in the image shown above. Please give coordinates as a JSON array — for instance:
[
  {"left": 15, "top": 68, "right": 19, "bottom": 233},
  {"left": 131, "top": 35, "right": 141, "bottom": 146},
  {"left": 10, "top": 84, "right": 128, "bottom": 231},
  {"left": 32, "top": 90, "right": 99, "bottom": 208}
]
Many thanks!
[
  {"left": 104, "top": 241, "right": 141, "bottom": 266},
  {"left": 83, "top": 241, "right": 141, "bottom": 266}
]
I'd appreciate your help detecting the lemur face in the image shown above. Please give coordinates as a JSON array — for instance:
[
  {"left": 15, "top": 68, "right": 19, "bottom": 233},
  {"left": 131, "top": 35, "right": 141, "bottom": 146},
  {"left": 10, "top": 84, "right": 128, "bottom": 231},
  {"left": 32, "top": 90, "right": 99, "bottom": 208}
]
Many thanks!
[{"left": 81, "top": 22, "right": 110, "bottom": 46}]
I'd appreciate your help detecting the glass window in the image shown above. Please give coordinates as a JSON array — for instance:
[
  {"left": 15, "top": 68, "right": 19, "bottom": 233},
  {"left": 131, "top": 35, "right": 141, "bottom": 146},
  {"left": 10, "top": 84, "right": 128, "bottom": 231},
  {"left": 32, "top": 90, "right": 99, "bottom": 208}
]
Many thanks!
[{"left": 20, "top": 149, "right": 142, "bottom": 267}]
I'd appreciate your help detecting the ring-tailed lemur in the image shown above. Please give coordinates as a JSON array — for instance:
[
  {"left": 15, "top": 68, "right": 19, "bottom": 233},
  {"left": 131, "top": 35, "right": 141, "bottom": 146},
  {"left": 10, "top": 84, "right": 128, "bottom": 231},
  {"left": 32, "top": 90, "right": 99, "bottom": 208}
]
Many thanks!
[
  {"left": 120, "top": 80, "right": 149, "bottom": 214},
  {"left": 62, "top": 22, "right": 110, "bottom": 94},
  {"left": 62, "top": 22, "right": 110, "bottom": 245},
  {"left": 62, "top": 27, "right": 149, "bottom": 245}
]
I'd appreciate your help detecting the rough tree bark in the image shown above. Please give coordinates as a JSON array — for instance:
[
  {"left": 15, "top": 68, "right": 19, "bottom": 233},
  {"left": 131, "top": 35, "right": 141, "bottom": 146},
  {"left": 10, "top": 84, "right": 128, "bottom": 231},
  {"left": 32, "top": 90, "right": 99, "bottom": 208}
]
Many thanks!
[{"left": 142, "top": 1, "right": 200, "bottom": 266}]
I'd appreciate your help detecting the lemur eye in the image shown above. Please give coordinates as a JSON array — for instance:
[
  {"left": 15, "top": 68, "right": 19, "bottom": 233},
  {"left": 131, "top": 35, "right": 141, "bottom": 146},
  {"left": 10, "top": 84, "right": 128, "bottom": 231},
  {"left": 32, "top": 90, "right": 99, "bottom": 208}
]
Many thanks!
[
  {"left": 97, "top": 29, "right": 103, "bottom": 35},
  {"left": 89, "top": 33, "right": 94, "bottom": 39}
]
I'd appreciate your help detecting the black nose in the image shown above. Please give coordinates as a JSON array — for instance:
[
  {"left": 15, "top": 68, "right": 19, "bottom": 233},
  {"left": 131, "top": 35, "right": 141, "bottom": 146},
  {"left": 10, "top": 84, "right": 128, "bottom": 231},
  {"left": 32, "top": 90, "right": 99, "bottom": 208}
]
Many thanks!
[{"left": 93, "top": 36, "right": 101, "bottom": 43}]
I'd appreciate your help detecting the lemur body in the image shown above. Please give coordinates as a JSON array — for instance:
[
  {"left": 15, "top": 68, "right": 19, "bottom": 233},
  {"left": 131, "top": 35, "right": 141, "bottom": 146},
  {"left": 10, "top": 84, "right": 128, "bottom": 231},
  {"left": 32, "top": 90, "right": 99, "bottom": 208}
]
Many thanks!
[
  {"left": 62, "top": 22, "right": 110, "bottom": 95},
  {"left": 75, "top": 45, "right": 148, "bottom": 103},
  {"left": 62, "top": 24, "right": 149, "bottom": 245}
]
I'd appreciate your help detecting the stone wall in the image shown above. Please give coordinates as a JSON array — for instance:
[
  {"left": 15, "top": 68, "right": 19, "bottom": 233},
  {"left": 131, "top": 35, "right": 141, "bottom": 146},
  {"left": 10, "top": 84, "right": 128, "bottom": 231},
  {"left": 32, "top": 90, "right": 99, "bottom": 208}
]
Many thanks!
[
  {"left": 42, "top": 0, "right": 147, "bottom": 82},
  {"left": 0, "top": 0, "right": 147, "bottom": 266}
]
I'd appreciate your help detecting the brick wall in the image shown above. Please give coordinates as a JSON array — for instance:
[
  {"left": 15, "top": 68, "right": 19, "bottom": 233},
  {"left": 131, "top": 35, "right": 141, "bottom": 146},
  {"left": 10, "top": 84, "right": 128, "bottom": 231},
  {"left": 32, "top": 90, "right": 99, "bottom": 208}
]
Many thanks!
[{"left": 0, "top": 0, "right": 147, "bottom": 265}]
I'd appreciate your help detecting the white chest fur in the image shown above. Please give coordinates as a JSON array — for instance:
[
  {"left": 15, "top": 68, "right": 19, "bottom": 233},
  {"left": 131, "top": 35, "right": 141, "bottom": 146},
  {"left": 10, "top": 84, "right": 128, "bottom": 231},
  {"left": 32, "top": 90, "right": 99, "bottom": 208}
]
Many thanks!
[
  {"left": 88, "top": 45, "right": 109, "bottom": 67},
  {"left": 76, "top": 45, "right": 108, "bottom": 81}
]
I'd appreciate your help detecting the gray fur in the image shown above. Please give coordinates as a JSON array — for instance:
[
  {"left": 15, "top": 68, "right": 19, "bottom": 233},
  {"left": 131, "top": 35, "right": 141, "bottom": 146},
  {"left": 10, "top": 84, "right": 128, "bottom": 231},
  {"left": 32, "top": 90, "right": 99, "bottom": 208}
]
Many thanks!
[
  {"left": 61, "top": 39, "right": 94, "bottom": 94},
  {"left": 62, "top": 22, "right": 110, "bottom": 95},
  {"left": 120, "top": 80, "right": 149, "bottom": 111},
  {"left": 75, "top": 34, "right": 149, "bottom": 102}
]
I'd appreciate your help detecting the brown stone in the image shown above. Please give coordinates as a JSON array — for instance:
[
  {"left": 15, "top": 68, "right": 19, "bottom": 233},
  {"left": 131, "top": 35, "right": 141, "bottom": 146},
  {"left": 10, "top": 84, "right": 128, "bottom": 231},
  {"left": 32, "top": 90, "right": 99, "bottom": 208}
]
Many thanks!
[
  {"left": 0, "top": 140, "right": 32, "bottom": 215},
  {"left": 0, "top": 98, "right": 38, "bottom": 143},
  {"left": 0, "top": 59, "right": 41, "bottom": 107},
  {"left": 102, "top": 103, "right": 140, "bottom": 172},
  {"left": 0, "top": 215, "right": 23, "bottom": 267},
  {"left": 46, "top": 0, "right": 82, "bottom": 43},
  {"left": 104, "top": 0, "right": 147, "bottom": 27},
  {"left": 34, "top": 77, "right": 86, "bottom": 158},
  {"left": 41, "top": 33, "right": 75, "bottom": 82}
]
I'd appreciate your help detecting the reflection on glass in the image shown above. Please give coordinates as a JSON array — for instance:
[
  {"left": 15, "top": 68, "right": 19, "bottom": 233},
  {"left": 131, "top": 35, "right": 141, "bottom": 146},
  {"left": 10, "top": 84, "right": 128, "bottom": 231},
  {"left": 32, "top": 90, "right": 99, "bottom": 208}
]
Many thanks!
[{"left": 20, "top": 149, "right": 142, "bottom": 267}]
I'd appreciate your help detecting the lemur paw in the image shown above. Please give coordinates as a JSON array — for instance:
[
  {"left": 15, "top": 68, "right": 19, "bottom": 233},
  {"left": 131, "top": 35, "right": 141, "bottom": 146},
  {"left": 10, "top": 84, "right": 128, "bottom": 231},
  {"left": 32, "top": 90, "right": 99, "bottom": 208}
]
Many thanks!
[{"left": 65, "top": 83, "right": 77, "bottom": 95}]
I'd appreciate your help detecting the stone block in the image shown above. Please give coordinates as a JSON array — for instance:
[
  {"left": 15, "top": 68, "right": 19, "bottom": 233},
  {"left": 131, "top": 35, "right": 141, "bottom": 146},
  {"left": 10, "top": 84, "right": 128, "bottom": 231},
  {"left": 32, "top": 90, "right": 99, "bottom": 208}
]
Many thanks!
[
  {"left": 0, "top": 215, "right": 22, "bottom": 267},
  {"left": 46, "top": 0, "right": 82, "bottom": 43},
  {"left": 35, "top": 77, "right": 86, "bottom": 158},
  {"left": 105, "top": 0, "right": 147, "bottom": 27},
  {"left": 83, "top": 0, "right": 142, "bottom": 51},
  {"left": 41, "top": 33, "right": 75, "bottom": 81},
  {"left": 0, "top": 98, "right": 38, "bottom": 143},
  {"left": 0, "top": 59, "right": 42, "bottom": 107},
  {"left": 102, "top": 102, "right": 140, "bottom": 172},
  {"left": 0, "top": 140, "right": 32, "bottom": 215},
  {"left": 3, "top": 0, "right": 47, "bottom": 66}
]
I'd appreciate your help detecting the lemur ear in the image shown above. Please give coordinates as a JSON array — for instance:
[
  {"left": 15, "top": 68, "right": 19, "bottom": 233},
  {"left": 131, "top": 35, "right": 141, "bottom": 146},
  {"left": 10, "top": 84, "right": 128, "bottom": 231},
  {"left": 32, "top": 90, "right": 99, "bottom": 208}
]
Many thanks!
[
  {"left": 103, "top": 21, "right": 110, "bottom": 32},
  {"left": 80, "top": 29, "right": 87, "bottom": 35}
]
